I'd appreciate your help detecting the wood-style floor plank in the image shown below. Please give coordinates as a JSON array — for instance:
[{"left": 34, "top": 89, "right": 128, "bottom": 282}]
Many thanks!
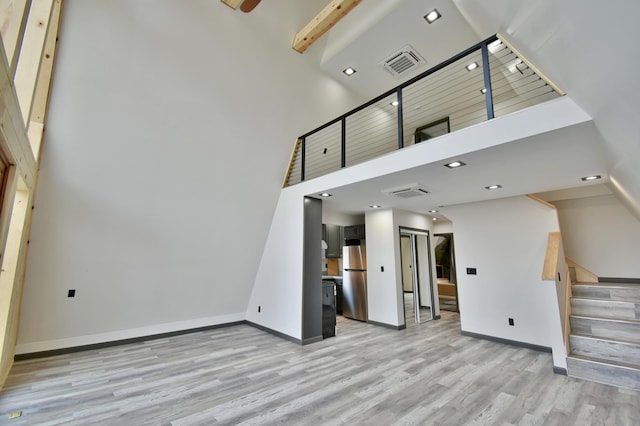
[{"left": 1, "top": 313, "right": 639, "bottom": 425}]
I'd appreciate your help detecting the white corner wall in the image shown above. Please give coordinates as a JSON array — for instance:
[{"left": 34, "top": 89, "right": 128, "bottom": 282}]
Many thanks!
[
  {"left": 245, "top": 188, "right": 305, "bottom": 339},
  {"left": 364, "top": 209, "right": 398, "bottom": 325},
  {"left": 445, "top": 196, "right": 566, "bottom": 369},
  {"left": 363, "top": 208, "right": 434, "bottom": 327},
  {"left": 16, "top": 0, "right": 363, "bottom": 353},
  {"left": 554, "top": 194, "right": 640, "bottom": 278}
]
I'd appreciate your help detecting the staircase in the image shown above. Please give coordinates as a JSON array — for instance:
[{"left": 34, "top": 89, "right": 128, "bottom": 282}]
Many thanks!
[{"left": 566, "top": 282, "right": 640, "bottom": 390}]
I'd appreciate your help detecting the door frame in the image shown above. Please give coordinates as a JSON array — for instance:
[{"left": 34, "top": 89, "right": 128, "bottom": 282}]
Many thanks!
[
  {"left": 399, "top": 227, "right": 438, "bottom": 326},
  {"left": 434, "top": 232, "right": 459, "bottom": 313}
]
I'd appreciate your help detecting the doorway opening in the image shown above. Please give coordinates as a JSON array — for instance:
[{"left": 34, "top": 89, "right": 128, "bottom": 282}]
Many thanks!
[
  {"left": 434, "top": 233, "right": 458, "bottom": 312},
  {"left": 400, "top": 228, "right": 437, "bottom": 327}
]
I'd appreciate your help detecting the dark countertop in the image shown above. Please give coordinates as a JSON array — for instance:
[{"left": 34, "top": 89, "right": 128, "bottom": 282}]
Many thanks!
[{"left": 322, "top": 275, "right": 343, "bottom": 281}]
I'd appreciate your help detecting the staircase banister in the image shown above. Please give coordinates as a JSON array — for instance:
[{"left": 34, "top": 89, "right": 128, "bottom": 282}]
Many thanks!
[{"left": 542, "top": 232, "right": 562, "bottom": 281}]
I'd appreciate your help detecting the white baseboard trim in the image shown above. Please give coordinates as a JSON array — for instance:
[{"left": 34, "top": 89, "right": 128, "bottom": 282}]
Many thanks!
[{"left": 15, "top": 312, "right": 246, "bottom": 355}]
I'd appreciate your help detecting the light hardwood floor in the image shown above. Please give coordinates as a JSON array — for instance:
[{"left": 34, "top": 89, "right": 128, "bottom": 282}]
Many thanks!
[{"left": 1, "top": 313, "right": 639, "bottom": 425}]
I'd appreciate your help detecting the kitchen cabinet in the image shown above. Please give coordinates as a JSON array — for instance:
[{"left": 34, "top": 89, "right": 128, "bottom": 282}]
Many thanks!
[
  {"left": 344, "top": 224, "right": 365, "bottom": 240},
  {"left": 322, "top": 276, "right": 343, "bottom": 315},
  {"left": 322, "top": 224, "right": 343, "bottom": 258},
  {"left": 322, "top": 281, "right": 336, "bottom": 338}
]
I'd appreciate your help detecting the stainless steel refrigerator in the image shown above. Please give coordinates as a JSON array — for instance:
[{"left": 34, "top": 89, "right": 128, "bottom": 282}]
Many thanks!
[{"left": 343, "top": 244, "right": 367, "bottom": 321}]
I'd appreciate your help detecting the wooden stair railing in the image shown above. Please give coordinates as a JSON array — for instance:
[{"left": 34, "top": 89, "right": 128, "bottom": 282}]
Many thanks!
[
  {"left": 282, "top": 138, "right": 302, "bottom": 188},
  {"left": 542, "top": 231, "right": 572, "bottom": 354}
]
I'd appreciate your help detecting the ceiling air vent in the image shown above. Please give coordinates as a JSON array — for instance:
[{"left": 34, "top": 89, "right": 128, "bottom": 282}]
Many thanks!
[
  {"left": 383, "top": 183, "right": 430, "bottom": 199},
  {"left": 383, "top": 45, "right": 425, "bottom": 77}
]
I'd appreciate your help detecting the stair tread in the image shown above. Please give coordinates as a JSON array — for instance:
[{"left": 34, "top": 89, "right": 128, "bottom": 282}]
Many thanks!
[
  {"left": 574, "top": 282, "right": 640, "bottom": 288},
  {"left": 568, "top": 353, "right": 640, "bottom": 371},
  {"left": 570, "top": 314, "right": 640, "bottom": 324},
  {"left": 571, "top": 296, "right": 640, "bottom": 303},
  {"left": 570, "top": 333, "right": 640, "bottom": 346}
]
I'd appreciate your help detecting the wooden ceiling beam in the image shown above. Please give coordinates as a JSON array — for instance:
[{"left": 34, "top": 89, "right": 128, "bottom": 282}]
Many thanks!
[
  {"left": 293, "top": 0, "right": 362, "bottom": 53},
  {"left": 221, "top": 0, "right": 242, "bottom": 10}
]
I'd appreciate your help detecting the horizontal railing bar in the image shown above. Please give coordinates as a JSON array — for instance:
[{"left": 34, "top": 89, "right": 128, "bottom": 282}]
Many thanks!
[{"left": 299, "top": 34, "right": 499, "bottom": 140}]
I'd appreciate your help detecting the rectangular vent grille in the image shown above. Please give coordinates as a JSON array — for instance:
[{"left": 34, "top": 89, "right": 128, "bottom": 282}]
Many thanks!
[
  {"left": 391, "top": 188, "right": 429, "bottom": 198},
  {"left": 383, "top": 184, "right": 430, "bottom": 199},
  {"left": 383, "top": 45, "right": 425, "bottom": 77}
]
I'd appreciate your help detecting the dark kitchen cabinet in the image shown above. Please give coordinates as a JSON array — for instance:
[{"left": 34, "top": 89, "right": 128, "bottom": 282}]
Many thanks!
[
  {"left": 322, "top": 224, "right": 343, "bottom": 258},
  {"left": 334, "top": 278, "right": 343, "bottom": 315},
  {"left": 322, "top": 281, "right": 336, "bottom": 338},
  {"left": 344, "top": 224, "right": 365, "bottom": 240}
]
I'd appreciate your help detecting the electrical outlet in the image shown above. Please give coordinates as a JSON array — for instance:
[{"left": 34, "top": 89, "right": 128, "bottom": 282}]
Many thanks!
[
  {"left": 466, "top": 267, "right": 477, "bottom": 275},
  {"left": 508, "top": 318, "right": 514, "bottom": 326},
  {"left": 68, "top": 289, "right": 76, "bottom": 298},
  {"left": 380, "top": 266, "right": 384, "bottom": 272}
]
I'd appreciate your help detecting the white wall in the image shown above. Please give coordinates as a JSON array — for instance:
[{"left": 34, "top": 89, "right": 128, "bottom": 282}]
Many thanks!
[
  {"left": 554, "top": 194, "right": 640, "bottom": 278},
  {"left": 445, "top": 196, "right": 566, "bottom": 369},
  {"left": 322, "top": 209, "right": 364, "bottom": 226},
  {"left": 433, "top": 221, "right": 454, "bottom": 234},
  {"left": 364, "top": 209, "right": 398, "bottom": 325},
  {"left": 16, "top": 0, "right": 363, "bottom": 353}
]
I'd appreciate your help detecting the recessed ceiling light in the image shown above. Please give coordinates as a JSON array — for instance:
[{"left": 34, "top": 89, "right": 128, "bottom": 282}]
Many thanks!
[
  {"left": 485, "top": 185, "right": 502, "bottom": 190},
  {"left": 424, "top": 9, "right": 442, "bottom": 24},
  {"left": 444, "top": 161, "right": 466, "bottom": 168},
  {"left": 343, "top": 67, "right": 356, "bottom": 76},
  {"left": 466, "top": 62, "right": 479, "bottom": 71},
  {"left": 319, "top": 192, "right": 332, "bottom": 197},
  {"left": 390, "top": 100, "right": 399, "bottom": 106},
  {"left": 429, "top": 210, "right": 439, "bottom": 213},
  {"left": 370, "top": 205, "right": 382, "bottom": 209},
  {"left": 581, "top": 175, "right": 602, "bottom": 181},
  {"left": 432, "top": 217, "right": 438, "bottom": 221}
]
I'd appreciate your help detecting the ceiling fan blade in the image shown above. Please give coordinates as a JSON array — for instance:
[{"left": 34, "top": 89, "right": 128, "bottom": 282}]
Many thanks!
[{"left": 240, "top": 0, "right": 261, "bottom": 13}]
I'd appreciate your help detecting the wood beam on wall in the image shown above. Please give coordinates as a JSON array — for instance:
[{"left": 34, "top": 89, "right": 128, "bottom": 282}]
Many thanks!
[
  {"left": 292, "top": 0, "right": 361, "bottom": 53},
  {"left": 0, "top": 0, "right": 61, "bottom": 390},
  {"left": 0, "top": 177, "right": 30, "bottom": 388},
  {"left": 0, "top": 41, "right": 36, "bottom": 191},
  {"left": 0, "top": 0, "right": 33, "bottom": 77},
  {"left": 13, "top": 0, "right": 54, "bottom": 125},
  {"left": 28, "top": 0, "right": 60, "bottom": 156}
]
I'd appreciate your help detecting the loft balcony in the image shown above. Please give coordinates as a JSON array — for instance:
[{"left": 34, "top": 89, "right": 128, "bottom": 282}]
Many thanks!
[{"left": 283, "top": 34, "right": 563, "bottom": 188}]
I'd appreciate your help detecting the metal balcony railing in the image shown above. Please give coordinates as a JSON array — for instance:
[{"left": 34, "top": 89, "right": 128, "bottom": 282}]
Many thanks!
[{"left": 283, "top": 34, "right": 563, "bottom": 187}]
